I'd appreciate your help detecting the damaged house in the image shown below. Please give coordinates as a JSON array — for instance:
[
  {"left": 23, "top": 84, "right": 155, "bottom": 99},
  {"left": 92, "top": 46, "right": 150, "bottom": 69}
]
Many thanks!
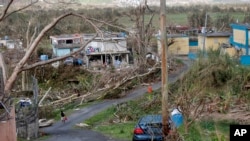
[{"left": 50, "top": 33, "right": 131, "bottom": 69}]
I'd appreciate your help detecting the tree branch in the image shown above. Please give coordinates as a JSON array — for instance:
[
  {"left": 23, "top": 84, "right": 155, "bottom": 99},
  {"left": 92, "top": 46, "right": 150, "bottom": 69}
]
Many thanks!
[
  {"left": 0, "top": 0, "right": 39, "bottom": 21},
  {"left": 0, "top": 0, "right": 14, "bottom": 22},
  {"left": 30, "top": 26, "right": 38, "bottom": 46},
  {"left": 26, "top": 21, "right": 31, "bottom": 48}
]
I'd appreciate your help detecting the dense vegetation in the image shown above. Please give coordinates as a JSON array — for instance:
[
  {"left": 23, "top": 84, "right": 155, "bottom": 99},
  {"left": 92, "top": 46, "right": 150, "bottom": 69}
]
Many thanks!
[{"left": 84, "top": 50, "right": 250, "bottom": 141}]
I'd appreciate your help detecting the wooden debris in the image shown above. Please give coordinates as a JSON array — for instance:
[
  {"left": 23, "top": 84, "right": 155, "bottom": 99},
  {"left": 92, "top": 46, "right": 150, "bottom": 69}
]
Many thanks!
[
  {"left": 39, "top": 119, "right": 54, "bottom": 128},
  {"left": 38, "top": 87, "right": 52, "bottom": 107},
  {"left": 75, "top": 123, "right": 89, "bottom": 128}
]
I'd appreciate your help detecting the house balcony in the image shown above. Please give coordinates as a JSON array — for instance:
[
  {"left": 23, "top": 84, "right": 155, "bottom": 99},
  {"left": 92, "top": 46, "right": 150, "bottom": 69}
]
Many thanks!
[{"left": 53, "top": 43, "right": 84, "bottom": 49}]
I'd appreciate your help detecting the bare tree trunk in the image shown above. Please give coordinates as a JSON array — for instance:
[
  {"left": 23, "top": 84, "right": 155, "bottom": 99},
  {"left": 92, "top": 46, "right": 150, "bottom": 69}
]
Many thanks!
[{"left": 4, "top": 13, "right": 73, "bottom": 93}]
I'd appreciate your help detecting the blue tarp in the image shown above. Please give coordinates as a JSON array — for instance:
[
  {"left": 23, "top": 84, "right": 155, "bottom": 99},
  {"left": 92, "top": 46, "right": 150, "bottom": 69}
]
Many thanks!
[{"left": 240, "top": 55, "right": 250, "bottom": 66}]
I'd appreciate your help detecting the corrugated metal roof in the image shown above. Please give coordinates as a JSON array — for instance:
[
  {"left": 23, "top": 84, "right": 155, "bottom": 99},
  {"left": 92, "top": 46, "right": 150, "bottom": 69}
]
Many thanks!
[
  {"left": 86, "top": 51, "right": 130, "bottom": 56},
  {"left": 50, "top": 33, "right": 126, "bottom": 40},
  {"left": 50, "top": 34, "right": 82, "bottom": 39},
  {"left": 199, "top": 32, "right": 231, "bottom": 37}
]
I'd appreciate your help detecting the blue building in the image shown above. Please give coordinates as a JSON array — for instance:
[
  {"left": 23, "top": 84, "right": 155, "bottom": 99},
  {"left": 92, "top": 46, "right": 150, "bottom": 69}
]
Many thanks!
[
  {"left": 230, "top": 24, "right": 250, "bottom": 65},
  {"left": 50, "top": 34, "right": 84, "bottom": 57}
]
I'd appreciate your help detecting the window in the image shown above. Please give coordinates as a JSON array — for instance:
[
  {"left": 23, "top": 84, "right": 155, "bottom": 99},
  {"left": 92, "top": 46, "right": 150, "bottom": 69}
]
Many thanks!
[
  {"left": 58, "top": 40, "right": 65, "bottom": 44},
  {"left": 74, "top": 38, "right": 81, "bottom": 44},
  {"left": 66, "top": 39, "right": 73, "bottom": 44}
]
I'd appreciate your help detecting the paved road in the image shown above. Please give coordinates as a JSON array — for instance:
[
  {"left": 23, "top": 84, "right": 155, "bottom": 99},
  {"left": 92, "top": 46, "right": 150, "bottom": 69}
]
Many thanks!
[{"left": 37, "top": 59, "right": 191, "bottom": 141}]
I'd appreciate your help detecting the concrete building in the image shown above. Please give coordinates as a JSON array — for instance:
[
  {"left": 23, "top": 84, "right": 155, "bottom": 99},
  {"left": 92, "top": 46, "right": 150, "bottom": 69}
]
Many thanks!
[
  {"left": 230, "top": 24, "right": 250, "bottom": 55},
  {"left": 230, "top": 24, "right": 250, "bottom": 65},
  {"left": 198, "top": 32, "right": 231, "bottom": 51},
  {"left": 50, "top": 33, "right": 131, "bottom": 68},
  {"left": 0, "top": 36, "right": 22, "bottom": 49},
  {"left": 157, "top": 34, "right": 189, "bottom": 56}
]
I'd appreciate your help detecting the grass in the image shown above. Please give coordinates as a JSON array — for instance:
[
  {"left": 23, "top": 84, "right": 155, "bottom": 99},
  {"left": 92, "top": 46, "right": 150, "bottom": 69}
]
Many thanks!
[
  {"left": 84, "top": 106, "right": 136, "bottom": 140},
  {"left": 93, "top": 122, "right": 135, "bottom": 140},
  {"left": 209, "top": 12, "right": 246, "bottom": 23},
  {"left": 118, "top": 12, "right": 246, "bottom": 28},
  {"left": 118, "top": 13, "right": 188, "bottom": 28},
  {"left": 178, "top": 120, "right": 235, "bottom": 141},
  {"left": 167, "top": 14, "right": 188, "bottom": 25},
  {"left": 84, "top": 106, "right": 116, "bottom": 126},
  {"left": 18, "top": 135, "right": 50, "bottom": 141},
  {"left": 85, "top": 105, "right": 234, "bottom": 141}
]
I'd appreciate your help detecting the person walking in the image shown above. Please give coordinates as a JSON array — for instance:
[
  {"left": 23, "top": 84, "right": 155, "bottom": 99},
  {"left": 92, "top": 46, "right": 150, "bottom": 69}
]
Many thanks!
[
  {"left": 147, "top": 83, "right": 153, "bottom": 93},
  {"left": 61, "top": 111, "right": 67, "bottom": 123}
]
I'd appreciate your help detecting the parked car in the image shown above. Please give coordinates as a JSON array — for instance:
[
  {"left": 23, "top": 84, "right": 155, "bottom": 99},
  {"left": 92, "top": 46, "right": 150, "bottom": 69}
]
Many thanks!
[
  {"left": 64, "top": 57, "right": 74, "bottom": 65},
  {"left": 132, "top": 111, "right": 183, "bottom": 141},
  {"left": 132, "top": 114, "right": 169, "bottom": 141},
  {"left": 64, "top": 57, "right": 83, "bottom": 65},
  {"left": 18, "top": 98, "right": 32, "bottom": 108}
]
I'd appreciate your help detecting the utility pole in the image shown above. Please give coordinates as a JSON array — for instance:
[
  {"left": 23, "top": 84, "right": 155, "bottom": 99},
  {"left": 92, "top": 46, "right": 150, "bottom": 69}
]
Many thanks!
[
  {"left": 202, "top": 12, "right": 208, "bottom": 55},
  {"left": 160, "top": 0, "right": 169, "bottom": 139}
]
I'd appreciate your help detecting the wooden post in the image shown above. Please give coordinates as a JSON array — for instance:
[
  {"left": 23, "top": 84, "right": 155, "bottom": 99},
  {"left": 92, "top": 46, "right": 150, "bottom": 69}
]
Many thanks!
[
  {"left": 160, "top": 0, "right": 169, "bottom": 139},
  {"left": 0, "top": 53, "right": 17, "bottom": 141},
  {"left": 32, "top": 76, "right": 39, "bottom": 138}
]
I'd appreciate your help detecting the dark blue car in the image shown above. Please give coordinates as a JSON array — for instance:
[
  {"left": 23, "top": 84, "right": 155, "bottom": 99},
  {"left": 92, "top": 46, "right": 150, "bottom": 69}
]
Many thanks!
[{"left": 132, "top": 115, "right": 166, "bottom": 141}]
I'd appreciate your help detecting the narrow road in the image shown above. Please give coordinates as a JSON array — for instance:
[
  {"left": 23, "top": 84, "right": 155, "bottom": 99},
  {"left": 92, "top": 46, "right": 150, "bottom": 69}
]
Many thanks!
[{"left": 37, "top": 58, "right": 191, "bottom": 141}]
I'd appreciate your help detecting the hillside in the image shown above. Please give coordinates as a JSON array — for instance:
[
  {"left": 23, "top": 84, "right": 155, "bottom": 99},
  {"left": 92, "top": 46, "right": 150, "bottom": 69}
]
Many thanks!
[
  {"left": 78, "top": 0, "right": 250, "bottom": 7},
  {"left": 17, "top": 0, "right": 250, "bottom": 9}
]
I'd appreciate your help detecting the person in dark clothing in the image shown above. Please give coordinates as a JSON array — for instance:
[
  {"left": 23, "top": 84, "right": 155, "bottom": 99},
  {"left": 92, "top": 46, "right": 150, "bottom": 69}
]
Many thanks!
[{"left": 61, "top": 111, "right": 67, "bottom": 123}]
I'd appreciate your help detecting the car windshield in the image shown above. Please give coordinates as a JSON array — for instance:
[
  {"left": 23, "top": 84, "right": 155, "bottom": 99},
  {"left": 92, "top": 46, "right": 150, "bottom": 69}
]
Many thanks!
[
  {"left": 138, "top": 115, "right": 163, "bottom": 135},
  {"left": 139, "top": 115, "right": 162, "bottom": 124}
]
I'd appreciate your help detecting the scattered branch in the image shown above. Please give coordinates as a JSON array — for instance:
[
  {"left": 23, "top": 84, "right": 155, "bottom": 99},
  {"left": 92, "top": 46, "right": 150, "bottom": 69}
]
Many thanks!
[{"left": 38, "top": 87, "right": 52, "bottom": 107}]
